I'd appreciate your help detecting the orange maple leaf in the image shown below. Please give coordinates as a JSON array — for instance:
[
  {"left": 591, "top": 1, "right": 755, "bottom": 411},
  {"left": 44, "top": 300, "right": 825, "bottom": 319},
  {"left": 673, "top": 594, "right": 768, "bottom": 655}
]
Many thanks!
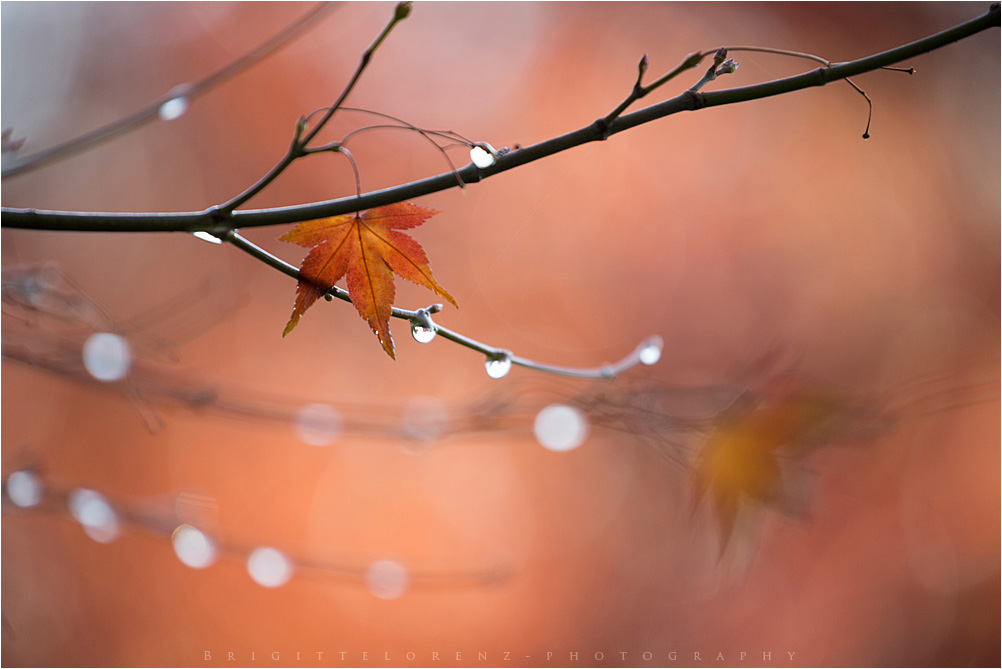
[{"left": 279, "top": 202, "right": 456, "bottom": 358}]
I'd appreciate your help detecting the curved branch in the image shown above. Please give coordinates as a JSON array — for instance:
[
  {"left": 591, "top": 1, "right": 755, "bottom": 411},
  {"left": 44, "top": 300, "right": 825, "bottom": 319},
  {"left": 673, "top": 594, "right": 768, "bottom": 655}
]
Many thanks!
[
  {"left": 225, "top": 232, "right": 661, "bottom": 379},
  {"left": 3, "top": 4, "right": 997, "bottom": 232},
  {"left": 1, "top": 2, "right": 337, "bottom": 180}
]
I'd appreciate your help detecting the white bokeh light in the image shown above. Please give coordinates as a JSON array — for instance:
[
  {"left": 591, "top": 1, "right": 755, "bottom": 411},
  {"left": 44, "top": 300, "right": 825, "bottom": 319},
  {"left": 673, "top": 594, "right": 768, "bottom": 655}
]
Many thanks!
[
  {"left": 294, "top": 403, "right": 343, "bottom": 446},
  {"left": 82, "top": 332, "right": 132, "bottom": 382},
  {"left": 247, "top": 547, "right": 293, "bottom": 588},
  {"left": 365, "top": 559, "right": 410, "bottom": 599},
  {"left": 6, "top": 470, "right": 43, "bottom": 508},
  {"left": 534, "top": 404, "right": 589, "bottom": 452},
  {"left": 68, "top": 488, "right": 121, "bottom": 543},
  {"left": 171, "top": 525, "right": 217, "bottom": 569}
]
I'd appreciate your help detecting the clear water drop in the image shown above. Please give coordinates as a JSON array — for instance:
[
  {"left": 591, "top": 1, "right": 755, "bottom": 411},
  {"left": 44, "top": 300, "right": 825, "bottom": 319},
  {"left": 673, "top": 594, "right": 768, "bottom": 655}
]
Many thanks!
[
  {"left": 294, "top": 404, "right": 342, "bottom": 446},
  {"left": 158, "top": 96, "right": 189, "bottom": 122},
  {"left": 6, "top": 470, "right": 43, "bottom": 508},
  {"left": 534, "top": 404, "right": 589, "bottom": 452},
  {"left": 638, "top": 335, "right": 664, "bottom": 366},
  {"left": 68, "top": 488, "right": 120, "bottom": 543},
  {"left": 82, "top": 332, "right": 131, "bottom": 382},
  {"left": 247, "top": 547, "right": 293, "bottom": 588},
  {"left": 365, "top": 559, "right": 410, "bottom": 599},
  {"left": 470, "top": 145, "right": 496, "bottom": 169},
  {"left": 172, "top": 525, "right": 217, "bottom": 569},
  {"left": 410, "top": 323, "right": 436, "bottom": 344},
  {"left": 485, "top": 355, "right": 512, "bottom": 379},
  {"left": 192, "top": 231, "right": 223, "bottom": 244}
]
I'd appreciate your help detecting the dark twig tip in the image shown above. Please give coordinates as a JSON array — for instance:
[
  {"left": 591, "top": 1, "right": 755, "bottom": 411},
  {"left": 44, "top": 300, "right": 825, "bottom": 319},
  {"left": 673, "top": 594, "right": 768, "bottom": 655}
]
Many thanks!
[{"left": 638, "top": 54, "right": 649, "bottom": 80}]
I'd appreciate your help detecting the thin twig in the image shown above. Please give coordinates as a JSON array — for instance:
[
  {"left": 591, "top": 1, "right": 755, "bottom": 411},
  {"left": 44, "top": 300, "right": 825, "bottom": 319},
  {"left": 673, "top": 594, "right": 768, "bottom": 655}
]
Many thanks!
[
  {"left": 217, "top": 2, "right": 412, "bottom": 213},
  {"left": 225, "top": 231, "right": 660, "bottom": 379},
  {"left": 1, "top": 2, "right": 337, "bottom": 180}
]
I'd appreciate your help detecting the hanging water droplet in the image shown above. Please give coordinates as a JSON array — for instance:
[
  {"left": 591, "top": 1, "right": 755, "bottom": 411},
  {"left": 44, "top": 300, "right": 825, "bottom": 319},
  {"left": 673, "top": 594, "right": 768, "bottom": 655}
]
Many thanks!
[
  {"left": 638, "top": 335, "right": 664, "bottom": 366},
  {"left": 485, "top": 355, "right": 512, "bottom": 379},
  {"left": 82, "top": 332, "right": 132, "bottom": 382},
  {"left": 158, "top": 96, "right": 189, "bottom": 122},
  {"left": 5, "top": 470, "right": 43, "bottom": 508},
  {"left": 410, "top": 323, "right": 436, "bottom": 344},
  {"left": 470, "top": 145, "right": 496, "bottom": 169},
  {"left": 192, "top": 231, "right": 223, "bottom": 244}
]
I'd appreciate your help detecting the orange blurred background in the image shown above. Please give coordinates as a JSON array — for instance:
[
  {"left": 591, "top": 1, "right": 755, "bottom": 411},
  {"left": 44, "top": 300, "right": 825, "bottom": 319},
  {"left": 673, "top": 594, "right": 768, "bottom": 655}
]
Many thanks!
[{"left": 2, "top": 3, "right": 998, "bottom": 667}]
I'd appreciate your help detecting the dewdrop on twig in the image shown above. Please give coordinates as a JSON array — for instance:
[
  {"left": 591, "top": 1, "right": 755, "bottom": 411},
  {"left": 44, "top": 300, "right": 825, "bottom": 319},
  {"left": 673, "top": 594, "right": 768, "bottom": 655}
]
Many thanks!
[
  {"left": 485, "top": 354, "right": 512, "bottom": 379},
  {"left": 638, "top": 335, "right": 664, "bottom": 366},
  {"left": 192, "top": 231, "right": 223, "bottom": 244},
  {"left": 470, "top": 143, "right": 497, "bottom": 169},
  {"left": 410, "top": 323, "right": 436, "bottom": 343},
  {"left": 158, "top": 96, "right": 189, "bottom": 122}
]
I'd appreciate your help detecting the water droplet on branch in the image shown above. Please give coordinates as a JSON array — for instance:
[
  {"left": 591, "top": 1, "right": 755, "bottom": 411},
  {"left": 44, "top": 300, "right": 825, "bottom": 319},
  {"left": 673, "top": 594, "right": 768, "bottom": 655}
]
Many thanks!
[
  {"left": 638, "top": 335, "right": 664, "bottom": 366},
  {"left": 485, "top": 355, "right": 512, "bottom": 379},
  {"left": 158, "top": 96, "right": 189, "bottom": 122},
  {"left": 192, "top": 231, "right": 223, "bottom": 244},
  {"left": 410, "top": 323, "right": 436, "bottom": 343},
  {"left": 470, "top": 145, "right": 496, "bottom": 169}
]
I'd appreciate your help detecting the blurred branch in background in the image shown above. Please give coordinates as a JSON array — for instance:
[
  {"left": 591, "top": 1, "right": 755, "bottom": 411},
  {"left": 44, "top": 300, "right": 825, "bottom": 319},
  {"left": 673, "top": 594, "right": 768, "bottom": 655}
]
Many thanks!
[{"left": 1, "top": 2, "right": 337, "bottom": 179}]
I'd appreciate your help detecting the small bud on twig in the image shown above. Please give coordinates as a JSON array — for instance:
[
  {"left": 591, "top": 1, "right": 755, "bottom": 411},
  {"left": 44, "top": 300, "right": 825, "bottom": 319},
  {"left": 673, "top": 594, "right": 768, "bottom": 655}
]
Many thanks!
[
  {"left": 638, "top": 54, "right": 650, "bottom": 81},
  {"left": 715, "top": 58, "right": 739, "bottom": 76}
]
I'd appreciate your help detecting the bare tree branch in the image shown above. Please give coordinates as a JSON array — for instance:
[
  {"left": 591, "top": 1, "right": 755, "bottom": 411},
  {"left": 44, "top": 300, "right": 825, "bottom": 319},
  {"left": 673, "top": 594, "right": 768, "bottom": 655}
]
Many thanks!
[{"left": 2, "top": 4, "right": 997, "bottom": 232}]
